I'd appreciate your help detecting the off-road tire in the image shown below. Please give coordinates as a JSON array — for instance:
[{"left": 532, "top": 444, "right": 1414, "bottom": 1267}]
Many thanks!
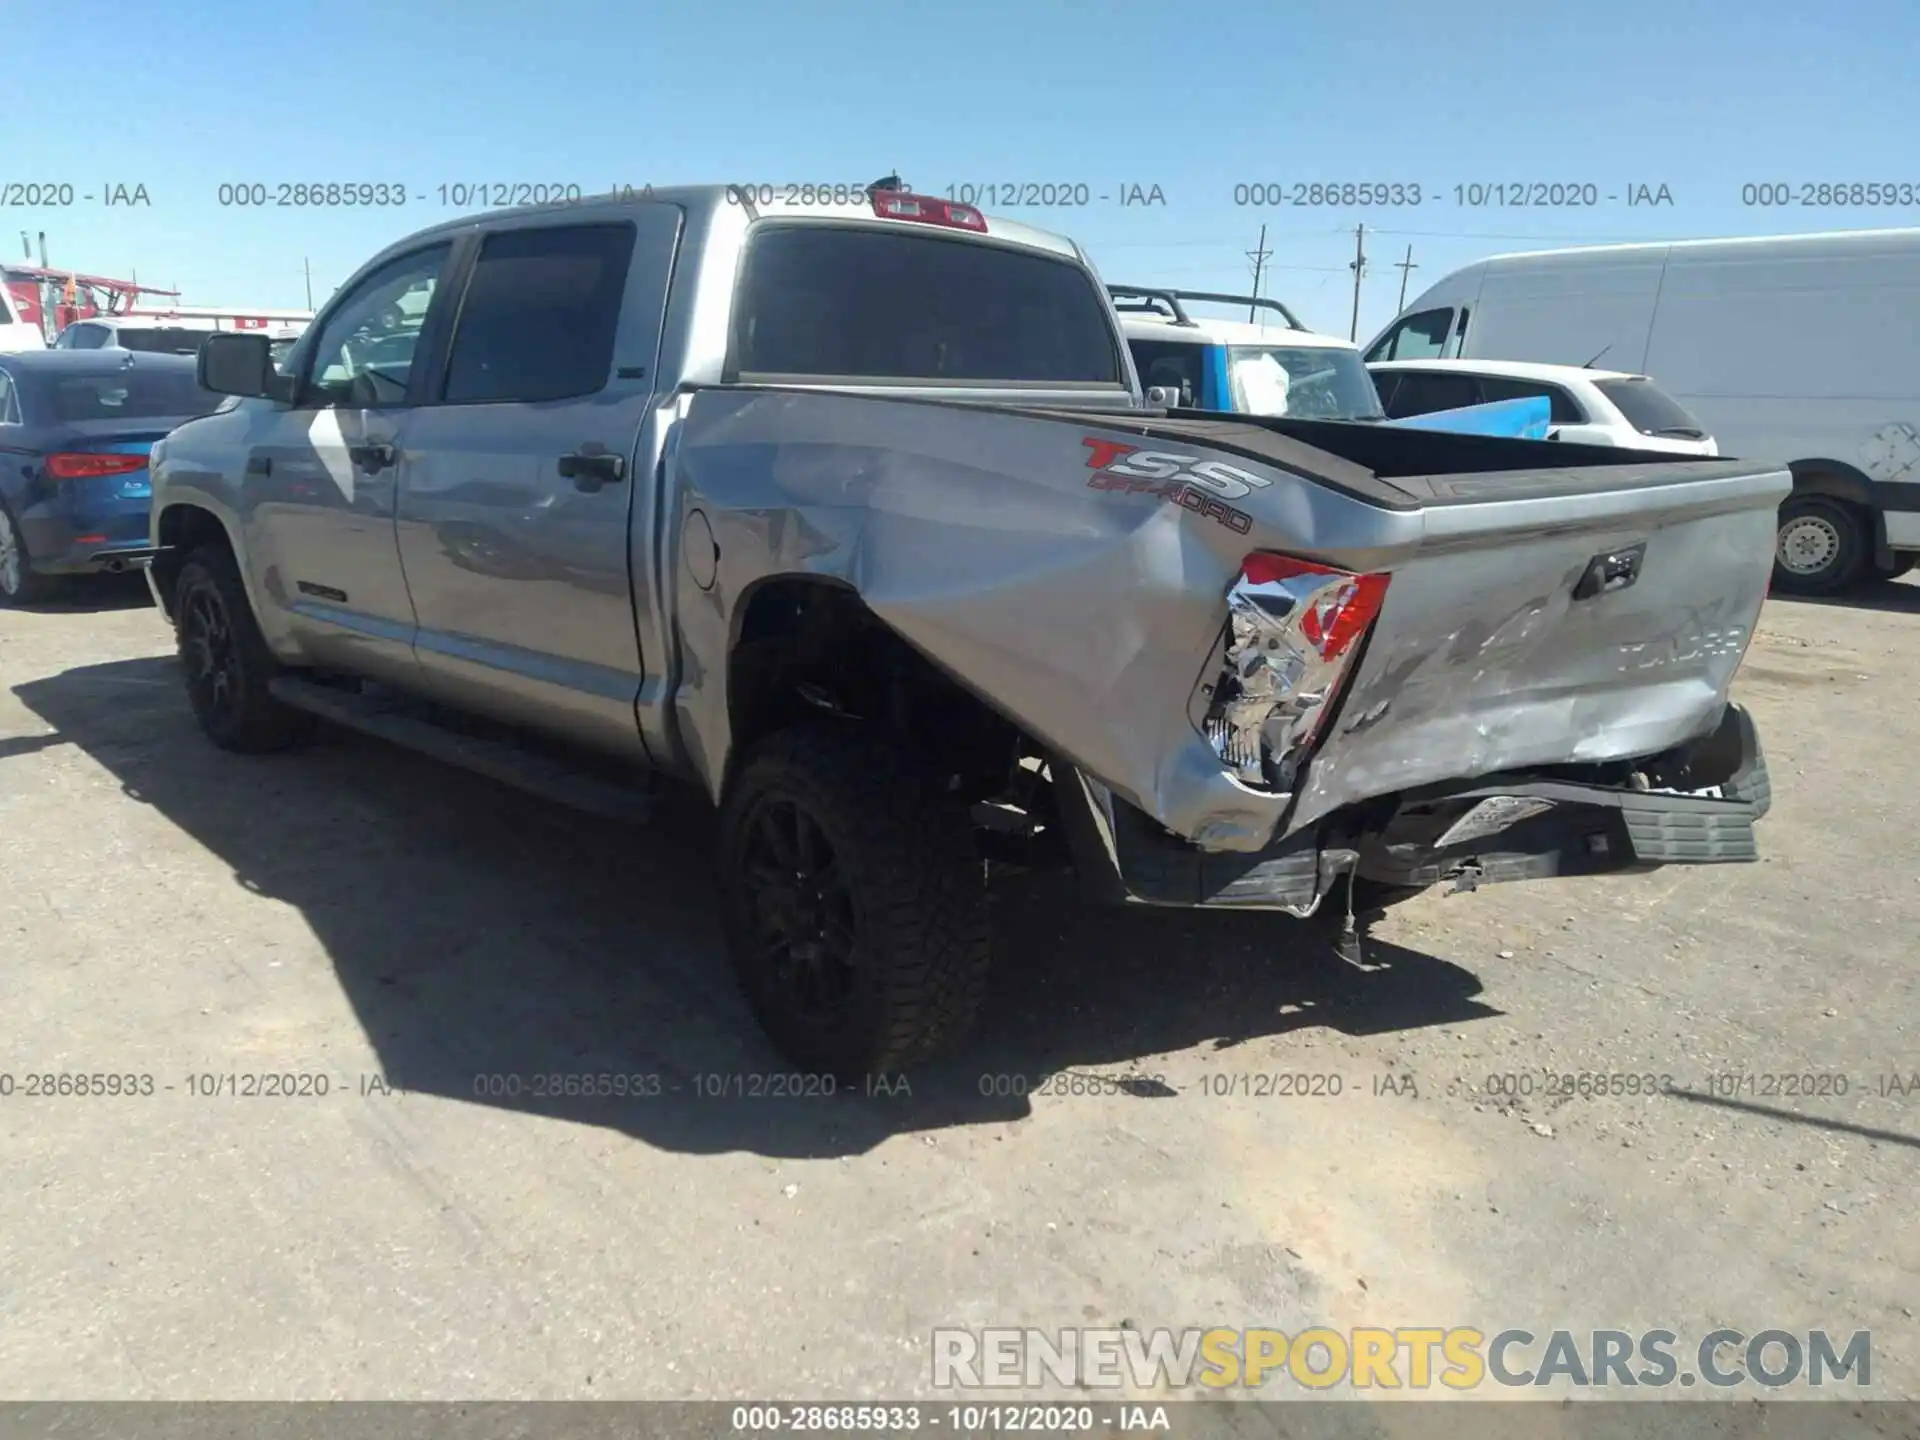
[
  {"left": 0, "top": 498, "right": 61, "bottom": 607},
  {"left": 174, "top": 544, "right": 315, "bottom": 753},
  {"left": 1771, "top": 493, "right": 1867, "bottom": 595},
  {"left": 718, "top": 722, "right": 990, "bottom": 1080}
]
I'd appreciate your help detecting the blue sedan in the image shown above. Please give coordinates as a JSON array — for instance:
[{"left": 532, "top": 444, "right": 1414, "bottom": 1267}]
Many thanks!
[{"left": 0, "top": 350, "right": 221, "bottom": 604}]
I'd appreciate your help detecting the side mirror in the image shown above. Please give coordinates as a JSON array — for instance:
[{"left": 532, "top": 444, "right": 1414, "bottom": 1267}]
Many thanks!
[
  {"left": 1145, "top": 385, "right": 1181, "bottom": 409},
  {"left": 199, "top": 332, "right": 283, "bottom": 400}
]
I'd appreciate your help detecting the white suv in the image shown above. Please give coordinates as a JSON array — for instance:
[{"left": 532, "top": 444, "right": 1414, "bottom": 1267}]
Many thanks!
[
  {"left": 1368, "top": 358, "right": 1719, "bottom": 456},
  {"left": 53, "top": 317, "right": 219, "bottom": 355}
]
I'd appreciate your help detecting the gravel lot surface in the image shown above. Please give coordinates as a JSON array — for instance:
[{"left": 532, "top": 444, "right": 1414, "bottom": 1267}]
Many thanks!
[{"left": 2, "top": 576, "right": 1915, "bottom": 1408}]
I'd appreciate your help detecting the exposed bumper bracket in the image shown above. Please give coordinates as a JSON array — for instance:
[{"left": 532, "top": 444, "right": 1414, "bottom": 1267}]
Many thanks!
[{"left": 1058, "top": 702, "right": 1771, "bottom": 912}]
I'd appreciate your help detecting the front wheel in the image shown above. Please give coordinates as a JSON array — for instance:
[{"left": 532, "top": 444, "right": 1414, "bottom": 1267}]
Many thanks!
[
  {"left": 174, "top": 544, "right": 315, "bottom": 753},
  {"left": 1772, "top": 494, "right": 1867, "bottom": 595},
  {"left": 718, "top": 723, "right": 990, "bottom": 1080}
]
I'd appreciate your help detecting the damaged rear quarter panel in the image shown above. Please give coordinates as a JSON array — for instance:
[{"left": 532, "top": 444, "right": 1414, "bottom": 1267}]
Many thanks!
[{"left": 665, "top": 389, "right": 1416, "bottom": 852}]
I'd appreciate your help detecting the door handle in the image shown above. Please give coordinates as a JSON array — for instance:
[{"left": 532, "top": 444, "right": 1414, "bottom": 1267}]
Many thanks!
[
  {"left": 348, "top": 442, "right": 395, "bottom": 473},
  {"left": 558, "top": 450, "right": 626, "bottom": 492}
]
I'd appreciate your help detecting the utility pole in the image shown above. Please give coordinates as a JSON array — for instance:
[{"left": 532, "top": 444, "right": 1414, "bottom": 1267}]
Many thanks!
[
  {"left": 1245, "top": 224, "right": 1271, "bottom": 321},
  {"left": 1394, "top": 244, "right": 1418, "bottom": 313},
  {"left": 1347, "top": 224, "right": 1367, "bottom": 341},
  {"left": 304, "top": 257, "right": 314, "bottom": 309}
]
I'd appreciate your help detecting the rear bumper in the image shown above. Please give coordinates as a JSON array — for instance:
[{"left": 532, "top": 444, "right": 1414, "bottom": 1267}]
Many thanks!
[
  {"left": 18, "top": 494, "right": 154, "bottom": 575},
  {"left": 19, "top": 519, "right": 155, "bottom": 574},
  {"left": 1059, "top": 701, "right": 1771, "bottom": 912}
]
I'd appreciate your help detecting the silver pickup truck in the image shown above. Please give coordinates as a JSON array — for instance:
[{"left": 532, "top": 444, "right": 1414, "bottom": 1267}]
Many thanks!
[{"left": 147, "top": 183, "right": 1785, "bottom": 1078}]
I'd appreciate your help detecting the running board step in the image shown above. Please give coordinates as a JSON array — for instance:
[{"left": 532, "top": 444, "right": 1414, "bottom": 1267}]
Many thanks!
[{"left": 266, "top": 676, "right": 655, "bottom": 825}]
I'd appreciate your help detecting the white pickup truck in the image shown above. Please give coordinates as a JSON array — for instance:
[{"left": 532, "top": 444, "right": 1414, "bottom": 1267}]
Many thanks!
[{"left": 147, "top": 183, "right": 1784, "bottom": 1077}]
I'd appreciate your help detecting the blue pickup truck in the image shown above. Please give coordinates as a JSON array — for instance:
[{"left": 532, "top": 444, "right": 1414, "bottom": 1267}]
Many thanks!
[{"left": 1111, "top": 287, "right": 1549, "bottom": 438}]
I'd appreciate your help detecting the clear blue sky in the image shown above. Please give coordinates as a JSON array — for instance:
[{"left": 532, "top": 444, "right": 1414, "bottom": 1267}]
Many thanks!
[{"left": 10, "top": 0, "right": 1915, "bottom": 344}]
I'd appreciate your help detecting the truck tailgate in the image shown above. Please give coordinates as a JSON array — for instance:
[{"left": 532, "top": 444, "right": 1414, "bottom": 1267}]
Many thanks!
[{"left": 1285, "top": 455, "right": 1787, "bottom": 832}]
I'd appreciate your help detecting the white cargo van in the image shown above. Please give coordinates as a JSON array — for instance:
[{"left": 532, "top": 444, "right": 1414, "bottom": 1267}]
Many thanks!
[{"left": 1363, "top": 229, "right": 1920, "bottom": 592}]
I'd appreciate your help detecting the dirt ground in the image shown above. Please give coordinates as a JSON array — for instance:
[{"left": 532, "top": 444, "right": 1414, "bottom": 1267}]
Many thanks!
[{"left": 1, "top": 573, "right": 1916, "bottom": 1406}]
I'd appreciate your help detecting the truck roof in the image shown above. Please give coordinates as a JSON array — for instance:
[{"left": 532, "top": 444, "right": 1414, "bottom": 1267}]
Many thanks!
[
  {"left": 391, "top": 184, "right": 1090, "bottom": 264},
  {"left": 1119, "top": 312, "right": 1354, "bottom": 350}
]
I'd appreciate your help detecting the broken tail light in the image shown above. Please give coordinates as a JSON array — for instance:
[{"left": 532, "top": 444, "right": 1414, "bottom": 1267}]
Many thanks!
[{"left": 1204, "top": 553, "right": 1391, "bottom": 790}]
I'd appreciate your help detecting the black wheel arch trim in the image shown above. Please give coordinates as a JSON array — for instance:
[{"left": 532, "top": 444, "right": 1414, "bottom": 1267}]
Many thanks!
[{"left": 150, "top": 506, "right": 244, "bottom": 623}]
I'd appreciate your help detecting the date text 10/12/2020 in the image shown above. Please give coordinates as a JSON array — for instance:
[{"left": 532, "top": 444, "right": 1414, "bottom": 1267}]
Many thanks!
[{"left": 720, "top": 182, "right": 1167, "bottom": 208}]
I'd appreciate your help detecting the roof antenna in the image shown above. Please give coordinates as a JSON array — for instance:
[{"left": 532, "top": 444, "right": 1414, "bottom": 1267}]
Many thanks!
[
  {"left": 1581, "top": 343, "right": 1612, "bottom": 368},
  {"left": 868, "top": 172, "right": 907, "bottom": 196}
]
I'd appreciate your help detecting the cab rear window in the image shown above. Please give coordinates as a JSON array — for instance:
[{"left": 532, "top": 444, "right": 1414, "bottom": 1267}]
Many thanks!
[{"left": 729, "top": 224, "right": 1123, "bottom": 385}]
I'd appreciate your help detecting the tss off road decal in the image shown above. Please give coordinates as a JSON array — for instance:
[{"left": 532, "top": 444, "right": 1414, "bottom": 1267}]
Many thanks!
[{"left": 1080, "top": 438, "right": 1270, "bottom": 533}]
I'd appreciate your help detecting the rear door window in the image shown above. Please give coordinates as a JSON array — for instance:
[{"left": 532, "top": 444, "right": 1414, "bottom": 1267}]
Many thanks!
[
  {"left": 441, "top": 223, "right": 637, "bottom": 404},
  {"left": 1592, "top": 378, "right": 1707, "bottom": 438},
  {"left": 730, "top": 224, "right": 1123, "bottom": 384},
  {"left": 1382, "top": 370, "right": 1482, "bottom": 416}
]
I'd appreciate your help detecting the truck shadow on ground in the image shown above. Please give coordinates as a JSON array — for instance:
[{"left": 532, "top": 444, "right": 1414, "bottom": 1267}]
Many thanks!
[
  {"left": 1774, "top": 574, "right": 1920, "bottom": 616},
  {"left": 14, "top": 571, "right": 154, "bottom": 615},
  {"left": 15, "top": 656, "right": 1499, "bottom": 1159}
]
